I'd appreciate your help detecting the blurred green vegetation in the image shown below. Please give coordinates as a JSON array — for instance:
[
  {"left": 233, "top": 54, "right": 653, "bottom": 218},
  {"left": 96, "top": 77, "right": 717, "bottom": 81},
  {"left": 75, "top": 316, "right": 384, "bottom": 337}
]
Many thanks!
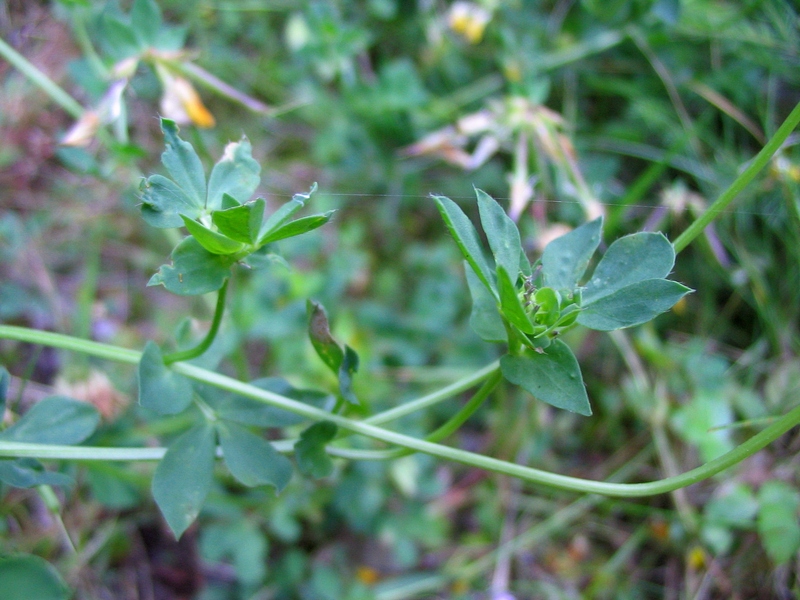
[{"left": 1, "top": 0, "right": 800, "bottom": 597}]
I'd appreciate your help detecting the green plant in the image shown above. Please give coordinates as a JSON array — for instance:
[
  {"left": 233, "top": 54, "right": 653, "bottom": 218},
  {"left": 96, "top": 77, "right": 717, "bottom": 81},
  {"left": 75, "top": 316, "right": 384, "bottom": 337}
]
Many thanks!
[
  {"left": 2, "top": 103, "right": 800, "bottom": 543},
  {"left": 2, "top": 1, "right": 800, "bottom": 595}
]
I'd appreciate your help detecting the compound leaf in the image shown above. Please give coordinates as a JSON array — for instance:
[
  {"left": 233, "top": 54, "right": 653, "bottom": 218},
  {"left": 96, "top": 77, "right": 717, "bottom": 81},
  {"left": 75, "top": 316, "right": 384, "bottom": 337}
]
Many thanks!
[{"left": 152, "top": 422, "right": 215, "bottom": 539}]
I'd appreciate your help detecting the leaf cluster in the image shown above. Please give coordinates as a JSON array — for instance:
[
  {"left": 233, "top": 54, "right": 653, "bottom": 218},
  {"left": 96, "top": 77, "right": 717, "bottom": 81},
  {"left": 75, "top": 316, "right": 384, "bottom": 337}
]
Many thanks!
[{"left": 434, "top": 189, "right": 692, "bottom": 415}]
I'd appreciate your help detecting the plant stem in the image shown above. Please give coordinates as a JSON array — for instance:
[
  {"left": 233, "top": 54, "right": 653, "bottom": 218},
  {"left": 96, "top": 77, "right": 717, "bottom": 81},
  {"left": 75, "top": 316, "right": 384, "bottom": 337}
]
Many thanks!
[
  {"left": 2, "top": 325, "right": 800, "bottom": 497},
  {"left": 672, "top": 100, "right": 800, "bottom": 254},
  {"left": 331, "top": 368, "right": 502, "bottom": 460},
  {"left": 0, "top": 36, "right": 84, "bottom": 118},
  {"left": 162, "top": 279, "right": 229, "bottom": 365}
]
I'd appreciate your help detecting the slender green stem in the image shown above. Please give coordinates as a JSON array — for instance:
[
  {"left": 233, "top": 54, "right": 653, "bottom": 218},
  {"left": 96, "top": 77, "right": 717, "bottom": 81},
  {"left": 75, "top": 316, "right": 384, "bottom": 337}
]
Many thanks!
[
  {"left": 2, "top": 325, "right": 799, "bottom": 497},
  {"left": 0, "top": 36, "right": 84, "bottom": 118},
  {"left": 672, "top": 100, "right": 800, "bottom": 254},
  {"left": 364, "top": 361, "right": 500, "bottom": 425},
  {"left": 332, "top": 368, "right": 502, "bottom": 460},
  {"left": 162, "top": 279, "right": 229, "bottom": 365}
]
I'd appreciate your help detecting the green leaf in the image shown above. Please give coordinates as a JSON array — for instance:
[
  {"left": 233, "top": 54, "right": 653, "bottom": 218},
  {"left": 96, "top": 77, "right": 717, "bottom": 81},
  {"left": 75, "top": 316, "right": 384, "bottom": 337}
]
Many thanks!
[
  {"left": 180, "top": 215, "right": 246, "bottom": 255},
  {"left": 258, "top": 184, "right": 317, "bottom": 240},
  {"left": 152, "top": 422, "right": 216, "bottom": 539},
  {"left": 217, "top": 420, "right": 293, "bottom": 491},
  {"left": 148, "top": 236, "right": 234, "bottom": 296},
  {"left": 578, "top": 279, "right": 692, "bottom": 331},
  {"left": 757, "top": 481, "right": 800, "bottom": 564},
  {"left": 0, "top": 555, "right": 70, "bottom": 600},
  {"left": 160, "top": 119, "right": 206, "bottom": 210},
  {"left": 466, "top": 267, "right": 506, "bottom": 343},
  {"left": 0, "top": 396, "right": 99, "bottom": 444},
  {"left": 476, "top": 188, "right": 523, "bottom": 280},
  {"left": 500, "top": 341, "right": 591, "bottom": 415},
  {"left": 130, "top": 0, "right": 162, "bottom": 46},
  {"left": 98, "top": 15, "right": 141, "bottom": 59},
  {"left": 206, "top": 138, "right": 261, "bottom": 211},
  {"left": 338, "top": 345, "right": 359, "bottom": 405},
  {"left": 257, "top": 211, "right": 335, "bottom": 246},
  {"left": 140, "top": 174, "right": 203, "bottom": 228},
  {"left": 212, "top": 198, "right": 266, "bottom": 244},
  {"left": 137, "top": 341, "right": 193, "bottom": 415},
  {"left": 307, "top": 300, "right": 345, "bottom": 373},
  {"left": 497, "top": 265, "right": 535, "bottom": 335},
  {"left": 295, "top": 421, "right": 337, "bottom": 479},
  {"left": 541, "top": 217, "right": 603, "bottom": 290},
  {"left": 0, "top": 459, "right": 73, "bottom": 489},
  {"left": 432, "top": 195, "right": 496, "bottom": 297},
  {"left": 582, "top": 232, "right": 676, "bottom": 304}
]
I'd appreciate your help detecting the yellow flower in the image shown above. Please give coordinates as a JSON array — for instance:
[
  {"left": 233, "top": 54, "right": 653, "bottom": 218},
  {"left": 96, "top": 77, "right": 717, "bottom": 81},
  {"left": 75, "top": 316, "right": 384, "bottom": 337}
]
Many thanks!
[
  {"left": 157, "top": 64, "right": 216, "bottom": 128},
  {"left": 448, "top": 2, "right": 492, "bottom": 44}
]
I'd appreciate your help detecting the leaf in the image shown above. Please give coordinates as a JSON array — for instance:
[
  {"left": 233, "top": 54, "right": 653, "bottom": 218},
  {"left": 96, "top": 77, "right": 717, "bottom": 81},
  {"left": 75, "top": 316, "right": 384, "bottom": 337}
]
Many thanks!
[
  {"left": 500, "top": 341, "right": 591, "bottom": 415},
  {"left": 217, "top": 420, "right": 293, "bottom": 491},
  {"left": 496, "top": 265, "right": 535, "bottom": 335},
  {"left": 307, "top": 300, "right": 345, "bottom": 373},
  {"left": 0, "top": 459, "right": 73, "bottom": 489},
  {"left": 257, "top": 211, "right": 335, "bottom": 246},
  {"left": 152, "top": 422, "right": 216, "bottom": 539},
  {"left": 206, "top": 138, "right": 261, "bottom": 211},
  {"left": 476, "top": 188, "right": 523, "bottom": 280},
  {"left": 148, "top": 236, "right": 234, "bottom": 296},
  {"left": 180, "top": 215, "right": 246, "bottom": 255},
  {"left": 578, "top": 279, "right": 692, "bottom": 331},
  {"left": 130, "top": 0, "right": 162, "bottom": 46},
  {"left": 140, "top": 174, "right": 203, "bottom": 228},
  {"left": 98, "top": 15, "right": 141, "bottom": 60},
  {"left": 0, "top": 555, "right": 71, "bottom": 600},
  {"left": 137, "top": 341, "right": 193, "bottom": 415},
  {"left": 757, "top": 481, "right": 800, "bottom": 564},
  {"left": 160, "top": 119, "right": 206, "bottom": 210},
  {"left": 338, "top": 345, "right": 359, "bottom": 405},
  {"left": 466, "top": 267, "right": 506, "bottom": 343},
  {"left": 258, "top": 184, "right": 317, "bottom": 240},
  {"left": 212, "top": 198, "right": 266, "bottom": 244},
  {"left": 294, "top": 421, "right": 337, "bottom": 479},
  {"left": 432, "top": 195, "right": 496, "bottom": 297},
  {"left": 582, "top": 232, "right": 676, "bottom": 304},
  {"left": 541, "top": 217, "right": 603, "bottom": 291},
  {"left": 0, "top": 396, "right": 99, "bottom": 444}
]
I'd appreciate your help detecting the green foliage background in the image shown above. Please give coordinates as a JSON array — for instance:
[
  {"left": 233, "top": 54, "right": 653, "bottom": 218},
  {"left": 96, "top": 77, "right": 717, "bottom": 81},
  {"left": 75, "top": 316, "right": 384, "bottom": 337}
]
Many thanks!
[{"left": 1, "top": 0, "right": 800, "bottom": 598}]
